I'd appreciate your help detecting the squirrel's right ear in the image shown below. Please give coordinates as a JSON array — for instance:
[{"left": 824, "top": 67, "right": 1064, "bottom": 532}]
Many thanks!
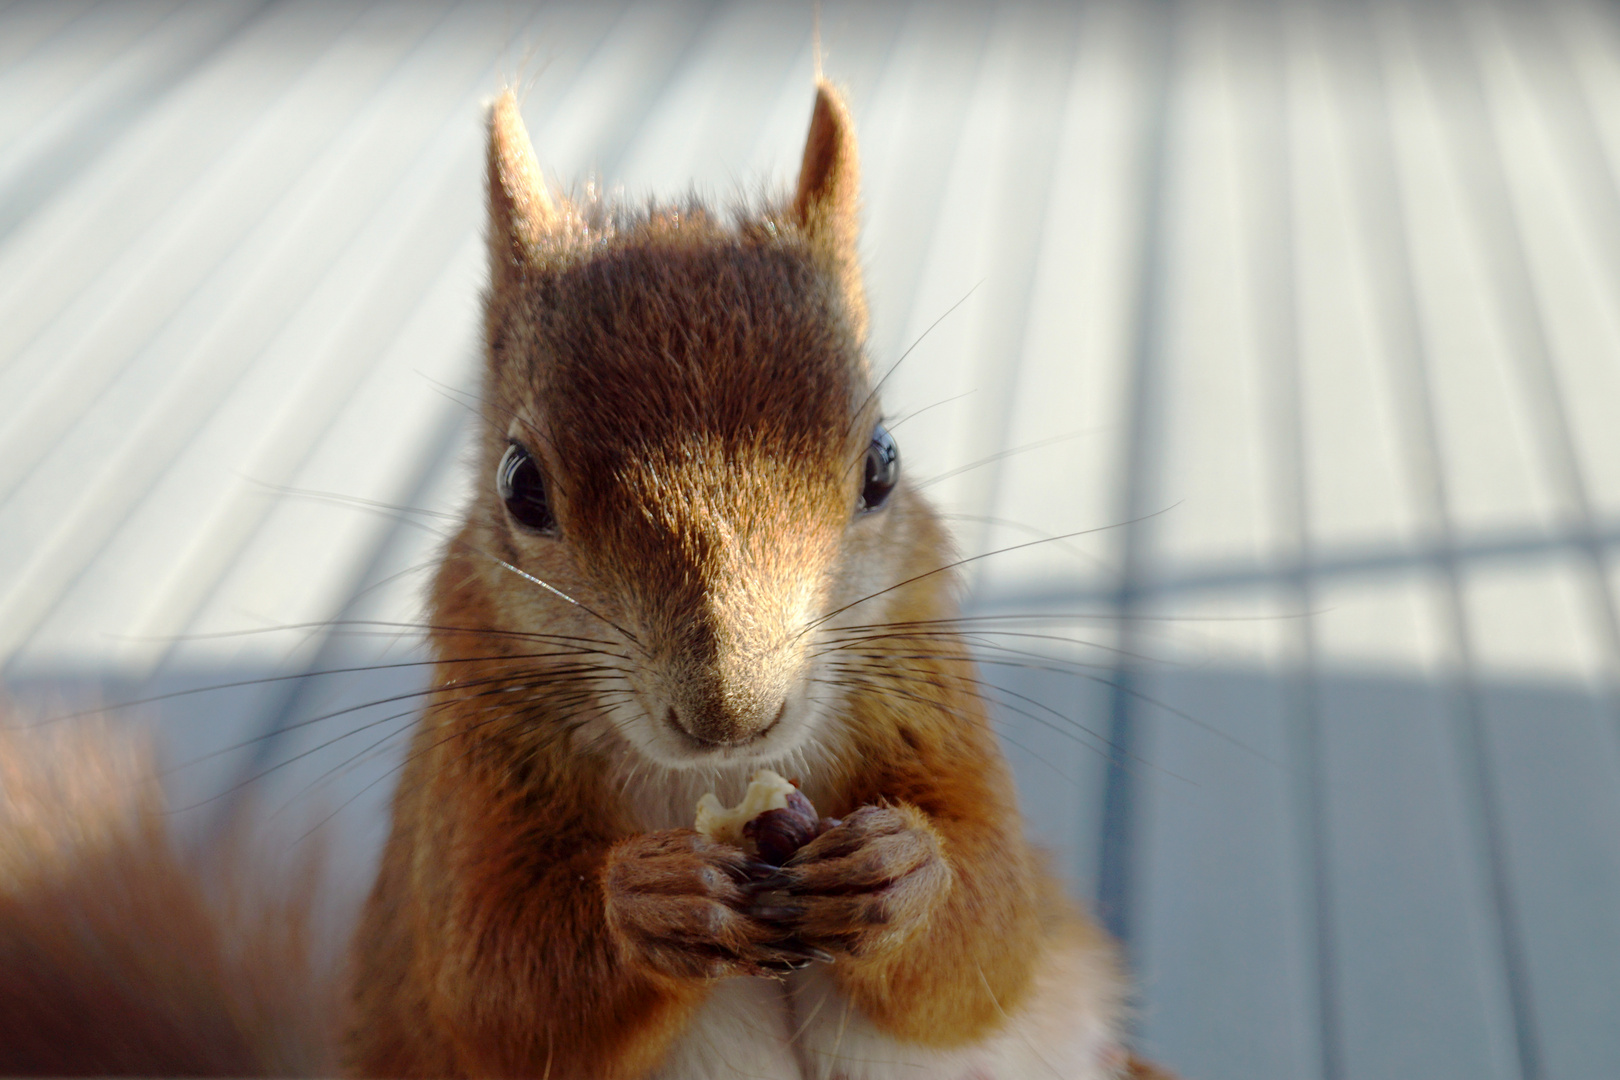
[
  {"left": 488, "top": 90, "right": 557, "bottom": 284},
  {"left": 793, "top": 81, "right": 867, "bottom": 340}
]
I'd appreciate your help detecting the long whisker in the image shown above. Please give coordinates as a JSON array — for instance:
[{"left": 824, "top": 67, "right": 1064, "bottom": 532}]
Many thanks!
[
  {"left": 165, "top": 660, "right": 625, "bottom": 782},
  {"left": 932, "top": 512, "right": 1112, "bottom": 573},
  {"left": 454, "top": 535, "right": 646, "bottom": 655},
  {"left": 173, "top": 706, "right": 425, "bottom": 814},
  {"left": 292, "top": 686, "right": 632, "bottom": 846},
  {"left": 914, "top": 430, "right": 1090, "bottom": 491},
  {"left": 238, "top": 481, "right": 462, "bottom": 524},
  {"left": 845, "top": 282, "right": 984, "bottom": 447},
  {"left": 425, "top": 375, "right": 584, "bottom": 504},
  {"left": 885, "top": 392, "right": 974, "bottom": 432},
  {"left": 802, "top": 506, "right": 1179, "bottom": 635},
  {"left": 194, "top": 675, "right": 564, "bottom": 817},
  {"left": 820, "top": 659, "right": 1192, "bottom": 783},
  {"left": 112, "top": 618, "right": 628, "bottom": 650},
  {"left": 34, "top": 643, "right": 627, "bottom": 727},
  {"left": 813, "top": 626, "right": 1165, "bottom": 669},
  {"left": 825, "top": 644, "right": 1267, "bottom": 764},
  {"left": 237, "top": 464, "right": 634, "bottom": 653},
  {"left": 808, "top": 676, "right": 1084, "bottom": 787}
]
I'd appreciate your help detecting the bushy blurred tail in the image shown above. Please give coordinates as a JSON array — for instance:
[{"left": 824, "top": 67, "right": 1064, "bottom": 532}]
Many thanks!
[
  {"left": 1125, "top": 1054, "right": 1182, "bottom": 1078},
  {"left": 0, "top": 719, "right": 338, "bottom": 1076}
]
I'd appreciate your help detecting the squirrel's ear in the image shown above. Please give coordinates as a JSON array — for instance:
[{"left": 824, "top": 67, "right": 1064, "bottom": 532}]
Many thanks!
[
  {"left": 792, "top": 80, "right": 866, "bottom": 339},
  {"left": 488, "top": 90, "right": 557, "bottom": 281}
]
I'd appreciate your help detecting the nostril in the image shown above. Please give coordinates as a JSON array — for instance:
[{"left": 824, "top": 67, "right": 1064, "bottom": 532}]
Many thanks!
[
  {"left": 665, "top": 705, "right": 721, "bottom": 746},
  {"left": 665, "top": 706, "right": 715, "bottom": 746},
  {"left": 664, "top": 700, "right": 786, "bottom": 748}
]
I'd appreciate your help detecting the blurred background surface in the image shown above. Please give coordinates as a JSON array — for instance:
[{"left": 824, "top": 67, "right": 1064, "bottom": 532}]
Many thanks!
[{"left": 4, "top": 1, "right": 1620, "bottom": 1077}]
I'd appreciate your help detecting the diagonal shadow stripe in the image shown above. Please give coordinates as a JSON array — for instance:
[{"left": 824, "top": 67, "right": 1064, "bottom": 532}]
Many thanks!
[{"left": 0, "top": 0, "right": 277, "bottom": 245}]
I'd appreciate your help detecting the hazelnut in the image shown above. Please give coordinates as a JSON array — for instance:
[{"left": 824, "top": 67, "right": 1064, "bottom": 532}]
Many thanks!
[
  {"left": 694, "top": 769, "right": 830, "bottom": 864},
  {"left": 743, "top": 791, "right": 821, "bottom": 865}
]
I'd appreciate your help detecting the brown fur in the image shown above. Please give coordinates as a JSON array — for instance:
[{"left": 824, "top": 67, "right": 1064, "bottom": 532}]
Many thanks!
[
  {"left": 0, "top": 720, "right": 337, "bottom": 1076},
  {"left": 346, "top": 83, "right": 1162, "bottom": 1079}
]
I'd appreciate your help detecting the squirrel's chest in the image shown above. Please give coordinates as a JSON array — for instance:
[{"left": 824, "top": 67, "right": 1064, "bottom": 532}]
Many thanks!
[
  {"left": 649, "top": 977, "right": 800, "bottom": 1080},
  {"left": 651, "top": 972, "right": 1008, "bottom": 1080}
]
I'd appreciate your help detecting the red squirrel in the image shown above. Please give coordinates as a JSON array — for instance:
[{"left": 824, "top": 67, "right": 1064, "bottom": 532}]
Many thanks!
[
  {"left": 0, "top": 84, "right": 1174, "bottom": 1080},
  {"left": 344, "top": 85, "right": 1168, "bottom": 1080}
]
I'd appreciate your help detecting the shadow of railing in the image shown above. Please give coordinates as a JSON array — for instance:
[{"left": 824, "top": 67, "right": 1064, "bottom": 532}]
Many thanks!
[{"left": 7, "top": 622, "right": 1620, "bottom": 1080}]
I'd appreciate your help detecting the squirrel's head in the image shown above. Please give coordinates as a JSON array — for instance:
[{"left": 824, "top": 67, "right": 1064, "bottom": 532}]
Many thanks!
[{"left": 440, "top": 84, "right": 952, "bottom": 775}]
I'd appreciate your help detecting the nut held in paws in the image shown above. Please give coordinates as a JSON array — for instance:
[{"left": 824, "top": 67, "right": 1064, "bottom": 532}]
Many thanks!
[
  {"left": 744, "top": 803, "right": 819, "bottom": 865},
  {"left": 694, "top": 769, "right": 825, "bottom": 864}
]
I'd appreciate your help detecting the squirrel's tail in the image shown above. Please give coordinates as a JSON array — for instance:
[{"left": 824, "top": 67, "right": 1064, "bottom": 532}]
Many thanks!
[
  {"left": 1124, "top": 1054, "right": 1183, "bottom": 1079},
  {"left": 0, "top": 718, "right": 338, "bottom": 1077}
]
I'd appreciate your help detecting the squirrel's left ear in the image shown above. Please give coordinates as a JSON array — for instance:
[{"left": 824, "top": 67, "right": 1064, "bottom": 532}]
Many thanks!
[
  {"left": 488, "top": 90, "right": 558, "bottom": 286},
  {"left": 793, "top": 80, "right": 866, "bottom": 340}
]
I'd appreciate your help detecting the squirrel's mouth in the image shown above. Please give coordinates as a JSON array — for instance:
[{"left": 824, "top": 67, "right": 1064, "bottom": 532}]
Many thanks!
[{"left": 665, "top": 701, "right": 787, "bottom": 753}]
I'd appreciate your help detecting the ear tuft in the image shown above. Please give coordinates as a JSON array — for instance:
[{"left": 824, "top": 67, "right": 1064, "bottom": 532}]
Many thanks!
[
  {"left": 488, "top": 90, "right": 556, "bottom": 276},
  {"left": 792, "top": 80, "right": 866, "bottom": 338}
]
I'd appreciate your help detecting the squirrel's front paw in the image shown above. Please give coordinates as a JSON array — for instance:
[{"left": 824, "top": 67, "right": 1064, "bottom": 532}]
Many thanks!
[
  {"left": 752, "top": 804, "right": 950, "bottom": 960},
  {"left": 602, "top": 829, "right": 830, "bottom": 980}
]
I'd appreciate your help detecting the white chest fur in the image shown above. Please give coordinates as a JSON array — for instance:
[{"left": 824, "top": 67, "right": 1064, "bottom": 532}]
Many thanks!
[
  {"left": 650, "top": 977, "right": 802, "bottom": 1080},
  {"left": 650, "top": 952, "right": 1124, "bottom": 1080}
]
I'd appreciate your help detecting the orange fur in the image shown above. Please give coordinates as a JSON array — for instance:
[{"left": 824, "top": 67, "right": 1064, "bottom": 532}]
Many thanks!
[
  {"left": 347, "top": 84, "right": 1167, "bottom": 1080},
  {"left": 0, "top": 721, "right": 337, "bottom": 1076}
]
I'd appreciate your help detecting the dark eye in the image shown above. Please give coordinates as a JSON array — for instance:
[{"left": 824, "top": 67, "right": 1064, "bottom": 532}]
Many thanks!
[
  {"left": 497, "top": 443, "right": 557, "bottom": 533},
  {"left": 859, "top": 424, "right": 899, "bottom": 512}
]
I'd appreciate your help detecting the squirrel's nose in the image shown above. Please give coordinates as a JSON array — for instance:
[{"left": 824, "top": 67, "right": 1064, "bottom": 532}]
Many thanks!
[{"left": 667, "top": 698, "right": 787, "bottom": 747}]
